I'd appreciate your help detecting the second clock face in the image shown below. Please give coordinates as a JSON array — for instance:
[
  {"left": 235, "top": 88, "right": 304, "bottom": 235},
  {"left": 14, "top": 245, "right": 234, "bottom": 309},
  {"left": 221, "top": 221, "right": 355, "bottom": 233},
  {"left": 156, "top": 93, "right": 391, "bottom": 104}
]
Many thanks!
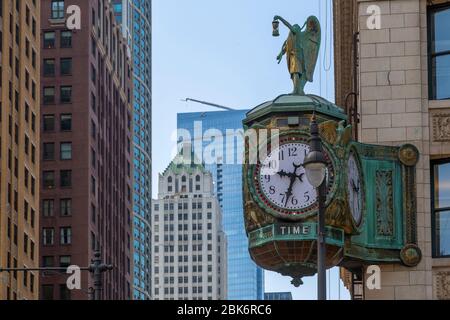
[{"left": 258, "top": 142, "right": 317, "bottom": 212}]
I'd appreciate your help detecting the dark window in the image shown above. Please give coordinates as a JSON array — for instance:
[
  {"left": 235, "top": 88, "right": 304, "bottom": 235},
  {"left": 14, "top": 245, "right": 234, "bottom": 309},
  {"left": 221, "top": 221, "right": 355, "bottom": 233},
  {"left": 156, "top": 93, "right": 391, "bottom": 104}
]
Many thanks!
[
  {"left": 43, "top": 31, "right": 55, "bottom": 48},
  {"left": 51, "top": 0, "right": 65, "bottom": 19},
  {"left": 60, "top": 58, "right": 72, "bottom": 75},
  {"left": 42, "top": 199, "right": 54, "bottom": 217},
  {"left": 60, "top": 227, "right": 72, "bottom": 245},
  {"left": 42, "top": 228, "right": 54, "bottom": 246},
  {"left": 43, "top": 171, "right": 55, "bottom": 189},
  {"left": 432, "top": 159, "right": 450, "bottom": 257},
  {"left": 42, "top": 256, "right": 54, "bottom": 268},
  {"left": 60, "top": 170, "right": 72, "bottom": 188},
  {"left": 43, "top": 59, "right": 55, "bottom": 76},
  {"left": 59, "top": 256, "right": 71, "bottom": 268},
  {"left": 42, "top": 285, "right": 54, "bottom": 300},
  {"left": 60, "top": 30, "right": 72, "bottom": 48},
  {"left": 60, "top": 114, "right": 72, "bottom": 131},
  {"left": 43, "top": 115, "right": 55, "bottom": 132},
  {"left": 60, "top": 86, "right": 72, "bottom": 103},
  {"left": 43, "top": 87, "right": 55, "bottom": 104},
  {"left": 429, "top": 4, "right": 450, "bottom": 100},
  {"left": 60, "top": 199, "right": 72, "bottom": 216},
  {"left": 43, "top": 143, "right": 55, "bottom": 161}
]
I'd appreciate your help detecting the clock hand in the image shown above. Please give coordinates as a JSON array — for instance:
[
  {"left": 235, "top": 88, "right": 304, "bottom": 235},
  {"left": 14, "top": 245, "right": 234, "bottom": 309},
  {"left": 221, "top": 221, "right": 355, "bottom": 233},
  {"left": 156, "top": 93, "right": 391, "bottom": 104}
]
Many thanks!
[
  {"left": 352, "top": 179, "right": 360, "bottom": 193},
  {"left": 284, "top": 163, "right": 303, "bottom": 206}
]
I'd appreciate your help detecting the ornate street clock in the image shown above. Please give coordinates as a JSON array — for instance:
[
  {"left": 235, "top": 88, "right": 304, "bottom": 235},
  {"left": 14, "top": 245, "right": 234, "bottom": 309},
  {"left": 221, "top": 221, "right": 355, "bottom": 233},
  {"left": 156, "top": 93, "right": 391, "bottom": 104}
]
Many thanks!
[
  {"left": 346, "top": 149, "right": 364, "bottom": 227},
  {"left": 242, "top": 14, "right": 422, "bottom": 288},
  {"left": 254, "top": 135, "right": 335, "bottom": 220}
]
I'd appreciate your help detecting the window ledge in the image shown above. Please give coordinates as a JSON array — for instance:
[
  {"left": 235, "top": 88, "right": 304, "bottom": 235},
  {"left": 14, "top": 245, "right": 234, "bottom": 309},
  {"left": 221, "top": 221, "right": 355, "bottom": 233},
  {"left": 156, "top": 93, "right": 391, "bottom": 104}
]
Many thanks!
[
  {"left": 429, "top": 100, "right": 450, "bottom": 109},
  {"left": 48, "top": 18, "right": 66, "bottom": 26},
  {"left": 433, "top": 257, "right": 450, "bottom": 267}
]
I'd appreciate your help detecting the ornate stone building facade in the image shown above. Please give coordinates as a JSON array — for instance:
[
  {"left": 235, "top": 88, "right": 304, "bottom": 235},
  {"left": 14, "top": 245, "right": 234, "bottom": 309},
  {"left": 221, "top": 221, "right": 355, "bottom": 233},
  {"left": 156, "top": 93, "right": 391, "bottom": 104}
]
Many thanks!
[
  {"left": 152, "top": 154, "right": 227, "bottom": 300},
  {"left": 334, "top": 0, "right": 450, "bottom": 300}
]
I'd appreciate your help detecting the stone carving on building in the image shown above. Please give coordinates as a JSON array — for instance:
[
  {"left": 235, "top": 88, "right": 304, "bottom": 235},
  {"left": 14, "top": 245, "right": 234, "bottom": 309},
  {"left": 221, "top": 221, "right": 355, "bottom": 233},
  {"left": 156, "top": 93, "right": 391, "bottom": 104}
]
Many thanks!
[
  {"left": 432, "top": 113, "right": 450, "bottom": 142},
  {"left": 436, "top": 271, "right": 450, "bottom": 300},
  {"left": 376, "top": 170, "right": 394, "bottom": 237}
]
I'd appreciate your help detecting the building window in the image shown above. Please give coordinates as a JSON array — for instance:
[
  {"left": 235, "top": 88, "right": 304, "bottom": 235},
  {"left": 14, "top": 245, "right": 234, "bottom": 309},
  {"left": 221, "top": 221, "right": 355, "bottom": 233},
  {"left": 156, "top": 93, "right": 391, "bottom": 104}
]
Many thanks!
[
  {"left": 60, "top": 114, "right": 72, "bottom": 131},
  {"left": 60, "top": 170, "right": 72, "bottom": 188},
  {"left": 43, "top": 59, "right": 55, "bottom": 76},
  {"left": 42, "top": 256, "right": 54, "bottom": 268},
  {"left": 43, "top": 31, "right": 55, "bottom": 48},
  {"left": 59, "top": 256, "right": 71, "bottom": 268},
  {"left": 51, "top": 0, "right": 65, "bottom": 19},
  {"left": 43, "top": 115, "right": 55, "bottom": 132},
  {"left": 42, "top": 228, "right": 54, "bottom": 246},
  {"left": 428, "top": 4, "right": 450, "bottom": 100},
  {"left": 60, "top": 58, "right": 72, "bottom": 75},
  {"left": 43, "top": 171, "right": 55, "bottom": 189},
  {"left": 432, "top": 159, "right": 450, "bottom": 257},
  {"left": 43, "top": 143, "right": 55, "bottom": 161},
  {"left": 60, "top": 199, "right": 72, "bottom": 217},
  {"left": 43, "top": 87, "right": 55, "bottom": 104},
  {"left": 60, "top": 142, "right": 72, "bottom": 160},
  {"left": 91, "top": 176, "right": 96, "bottom": 195},
  {"left": 42, "top": 199, "right": 55, "bottom": 217},
  {"left": 61, "top": 30, "right": 72, "bottom": 48},
  {"left": 59, "top": 284, "right": 71, "bottom": 300},
  {"left": 42, "top": 285, "right": 54, "bottom": 300},
  {"left": 60, "top": 86, "right": 72, "bottom": 103},
  {"left": 60, "top": 227, "right": 72, "bottom": 245}
]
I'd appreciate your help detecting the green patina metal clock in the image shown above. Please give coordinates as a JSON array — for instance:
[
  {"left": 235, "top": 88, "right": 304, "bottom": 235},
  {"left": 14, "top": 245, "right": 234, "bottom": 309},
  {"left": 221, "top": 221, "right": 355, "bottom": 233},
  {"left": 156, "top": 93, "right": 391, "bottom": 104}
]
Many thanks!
[
  {"left": 242, "top": 15, "right": 422, "bottom": 286},
  {"left": 250, "top": 133, "right": 336, "bottom": 220}
]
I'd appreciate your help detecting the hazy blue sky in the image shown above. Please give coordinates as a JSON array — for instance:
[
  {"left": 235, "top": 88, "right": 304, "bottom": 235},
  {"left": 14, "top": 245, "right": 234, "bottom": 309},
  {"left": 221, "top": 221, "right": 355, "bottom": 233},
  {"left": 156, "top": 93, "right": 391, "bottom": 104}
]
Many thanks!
[{"left": 152, "top": 0, "right": 350, "bottom": 300}]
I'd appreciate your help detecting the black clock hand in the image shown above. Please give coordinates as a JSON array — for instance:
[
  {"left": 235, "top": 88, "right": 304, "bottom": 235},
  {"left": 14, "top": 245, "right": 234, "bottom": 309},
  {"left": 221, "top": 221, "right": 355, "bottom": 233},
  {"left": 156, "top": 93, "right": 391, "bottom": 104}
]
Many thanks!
[
  {"left": 351, "top": 179, "right": 360, "bottom": 193},
  {"left": 284, "top": 163, "right": 303, "bottom": 206},
  {"left": 284, "top": 175, "right": 296, "bottom": 207}
]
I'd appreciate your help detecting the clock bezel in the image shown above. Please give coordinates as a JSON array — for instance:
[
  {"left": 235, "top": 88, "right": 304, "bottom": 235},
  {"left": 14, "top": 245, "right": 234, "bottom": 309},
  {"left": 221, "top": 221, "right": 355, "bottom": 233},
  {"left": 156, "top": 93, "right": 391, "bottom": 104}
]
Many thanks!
[
  {"left": 346, "top": 147, "right": 365, "bottom": 229},
  {"left": 247, "top": 132, "right": 337, "bottom": 221}
]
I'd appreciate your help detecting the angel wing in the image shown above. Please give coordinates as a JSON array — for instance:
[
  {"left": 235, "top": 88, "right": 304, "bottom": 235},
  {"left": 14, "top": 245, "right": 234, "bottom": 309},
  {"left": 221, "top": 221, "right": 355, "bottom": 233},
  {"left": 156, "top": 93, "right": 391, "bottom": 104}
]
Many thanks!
[{"left": 303, "top": 16, "right": 321, "bottom": 82}]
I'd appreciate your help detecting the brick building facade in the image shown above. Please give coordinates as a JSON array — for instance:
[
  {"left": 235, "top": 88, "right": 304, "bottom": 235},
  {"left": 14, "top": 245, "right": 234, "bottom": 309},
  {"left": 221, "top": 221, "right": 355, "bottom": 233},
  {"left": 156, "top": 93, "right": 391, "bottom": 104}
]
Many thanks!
[{"left": 39, "top": 0, "right": 133, "bottom": 300}]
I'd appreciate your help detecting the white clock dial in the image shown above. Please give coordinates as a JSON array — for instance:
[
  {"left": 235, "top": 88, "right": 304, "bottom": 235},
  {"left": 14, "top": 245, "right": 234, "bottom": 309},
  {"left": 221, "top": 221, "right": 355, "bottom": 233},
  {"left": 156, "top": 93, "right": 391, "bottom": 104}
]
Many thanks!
[
  {"left": 347, "top": 152, "right": 363, "bottom": 225},
  {"left": 259, "top": 143, "right": 317, "bottom": 211}
]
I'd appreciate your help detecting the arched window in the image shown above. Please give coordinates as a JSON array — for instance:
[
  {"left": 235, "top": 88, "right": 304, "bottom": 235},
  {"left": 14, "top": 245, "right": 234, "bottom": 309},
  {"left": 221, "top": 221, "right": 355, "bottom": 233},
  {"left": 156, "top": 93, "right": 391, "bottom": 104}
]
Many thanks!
[
  {"left": 182, "top": 176, "right": 187, "bottom": 183},
  {"left": 168, "top": 176, "right": 173, "bottom": 183},
  {"left": 196, "top": 175, "right": 201, "bottom": 182}
]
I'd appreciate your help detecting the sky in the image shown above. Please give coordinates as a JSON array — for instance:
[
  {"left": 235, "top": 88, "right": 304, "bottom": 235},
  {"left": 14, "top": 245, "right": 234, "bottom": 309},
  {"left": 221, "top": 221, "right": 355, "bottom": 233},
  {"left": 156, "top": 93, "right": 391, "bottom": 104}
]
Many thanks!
[{"left": 152, "top": 0, "right": 350, "bottom": 300}]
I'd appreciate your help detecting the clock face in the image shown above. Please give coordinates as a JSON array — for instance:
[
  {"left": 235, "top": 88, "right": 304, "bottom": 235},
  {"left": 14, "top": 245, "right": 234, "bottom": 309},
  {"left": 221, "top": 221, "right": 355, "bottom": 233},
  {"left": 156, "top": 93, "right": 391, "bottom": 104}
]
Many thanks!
[
  {"left": 347, "top": 151, "right": 363, "bottom": 226},
  {"left": 259, "top": 142, "right": 317, "bottom": 211}
]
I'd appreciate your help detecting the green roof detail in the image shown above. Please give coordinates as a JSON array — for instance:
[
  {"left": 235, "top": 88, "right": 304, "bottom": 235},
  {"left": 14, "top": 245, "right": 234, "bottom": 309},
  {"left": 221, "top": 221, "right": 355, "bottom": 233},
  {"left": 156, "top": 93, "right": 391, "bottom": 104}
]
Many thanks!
[
  {"left": 244, "top": 94, "right": 347, "bottom": 125},
  {"left": 162, "top": 151, "right": 208, "bottom": 176}
]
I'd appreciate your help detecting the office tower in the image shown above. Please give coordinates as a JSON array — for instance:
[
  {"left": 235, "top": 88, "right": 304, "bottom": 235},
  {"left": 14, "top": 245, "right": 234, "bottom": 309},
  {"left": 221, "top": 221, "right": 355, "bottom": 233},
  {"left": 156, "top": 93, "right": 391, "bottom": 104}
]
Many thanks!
[
  {"left": 334, "top": 0, "right": 450, "bottom": 300},
  {"left": 264, "top": 292, "right": 293, "bottom": 300},
  {"left": 178, "top": 110, "right": 264, "bottom": 300},
  {"left": 112, "top": 0, "right": 152, "bottom": 300},
  {"left": 152, "top": 153, "right": 227, "bottom": 300},
  {"left": 0, "top": 0, "right": 40, "bottom": 300},
  {"left": 39, "top": 0, "right": 133, "bottom": 300}
]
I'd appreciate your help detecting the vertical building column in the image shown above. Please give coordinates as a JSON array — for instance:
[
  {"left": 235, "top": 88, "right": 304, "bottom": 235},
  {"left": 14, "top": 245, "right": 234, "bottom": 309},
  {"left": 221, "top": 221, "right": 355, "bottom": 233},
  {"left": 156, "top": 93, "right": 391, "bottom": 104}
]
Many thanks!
[{"left": 357, "top": 0, "right": 432, "bottom": 300}]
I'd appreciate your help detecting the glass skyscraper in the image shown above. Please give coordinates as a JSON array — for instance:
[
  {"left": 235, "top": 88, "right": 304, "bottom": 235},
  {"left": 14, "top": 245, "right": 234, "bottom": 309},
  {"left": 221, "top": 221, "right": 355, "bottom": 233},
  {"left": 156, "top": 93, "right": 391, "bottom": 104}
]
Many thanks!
[
  {"left": 113, "top": 0, "right": 152, "bottom": 300},
  {"left": 178, "top": 110, "right": 264, "bottom": 300}
]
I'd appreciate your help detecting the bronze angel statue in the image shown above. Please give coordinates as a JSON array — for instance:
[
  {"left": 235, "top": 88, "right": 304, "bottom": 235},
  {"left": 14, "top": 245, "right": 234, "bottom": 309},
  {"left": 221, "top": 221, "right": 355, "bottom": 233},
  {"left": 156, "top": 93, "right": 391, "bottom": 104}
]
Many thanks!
[{"left": 273, "top": 15, "right": 321, "bottom": 95}]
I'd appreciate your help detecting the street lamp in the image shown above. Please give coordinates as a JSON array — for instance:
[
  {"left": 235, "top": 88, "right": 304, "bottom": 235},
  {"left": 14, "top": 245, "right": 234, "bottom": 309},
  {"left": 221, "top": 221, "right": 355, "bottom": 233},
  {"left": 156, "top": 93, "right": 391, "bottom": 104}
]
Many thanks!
[
  {"left": 0, "top": 248, "right": 112, "bottom": 300},
  {"left": 303, "top": 113, "right": 327, "bottom": 301}
]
